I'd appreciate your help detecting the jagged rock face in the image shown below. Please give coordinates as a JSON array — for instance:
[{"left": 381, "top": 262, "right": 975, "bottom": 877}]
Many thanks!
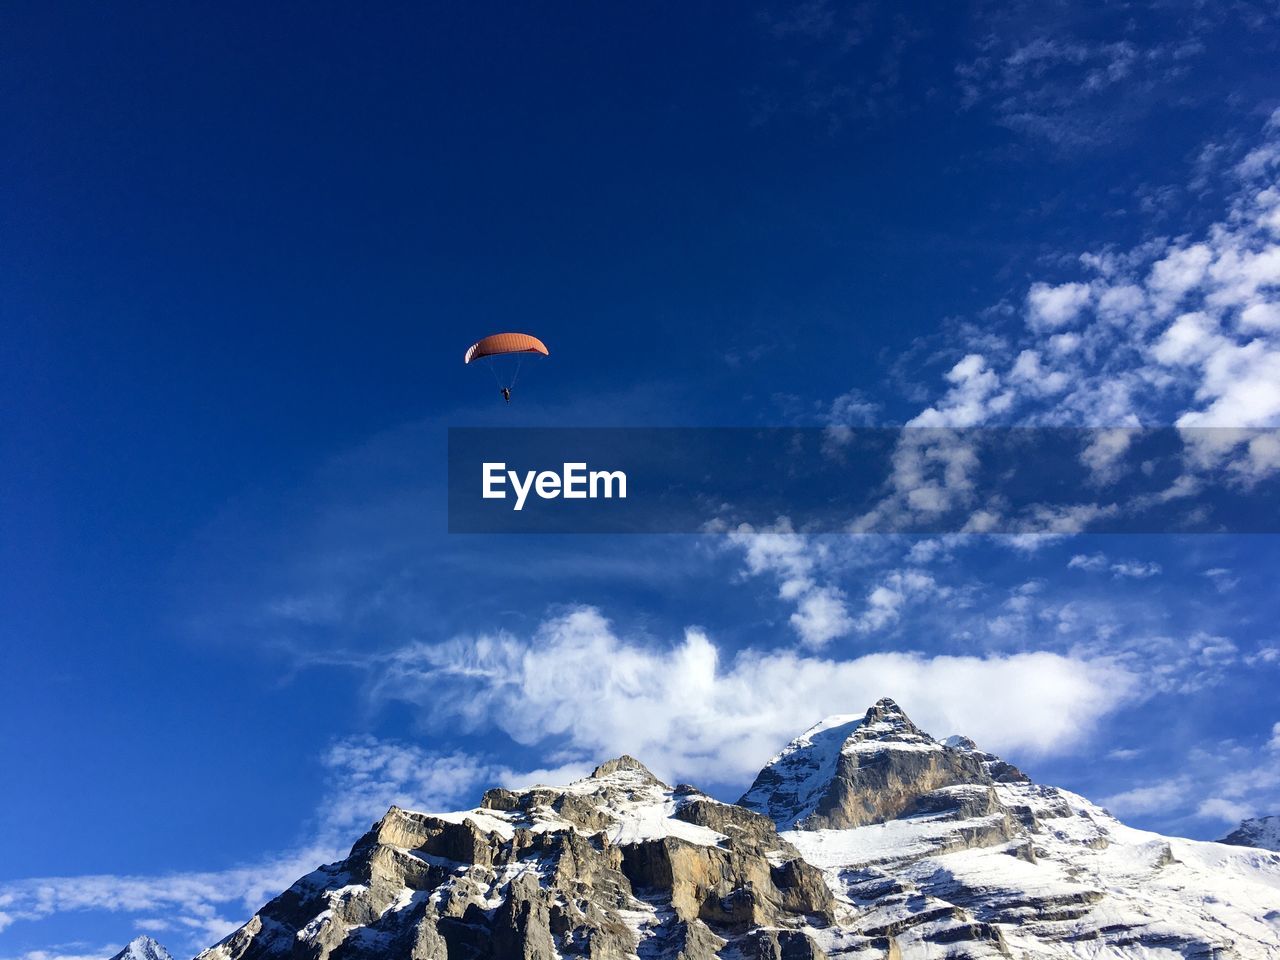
[
  {"left": 739, "top": 698, "right": 998, "bottom": 830},
  {"left": 1221, "top": 814, "right": 1280, "bottom": 851},
  {"left": 942, "top": 736, "right": 1031, "bottom": 784},
  {"left": 195, "top": 701, "right": 1280, "bottom": 960},
  {"left": 197, "top": 756, "right": 829, "bottom": 960}
]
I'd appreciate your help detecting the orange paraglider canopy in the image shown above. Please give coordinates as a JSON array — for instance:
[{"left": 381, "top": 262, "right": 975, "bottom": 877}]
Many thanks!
[{"left": 464, "top": 333, "right": 549, "bottom": 364}]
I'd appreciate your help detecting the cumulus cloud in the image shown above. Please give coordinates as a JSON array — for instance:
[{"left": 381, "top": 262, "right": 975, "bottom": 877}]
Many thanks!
[
  {"left": 726, "top": 520, "right": 857, "bottom": 648},
  {"left": 789, "top": 585, "right": 855, "bottom": 647},
  {"left": 1027, "top": 282, "right": 1092, "bottom": 331},
  {"left": 1080, "top": 428, "right": 1135, "bottom": 483},
  {"left": 368, "top": 606, "right": 1138, "bottom": 787},
  {"left": 882, "top": 112, "right": 1280, "bottom": 493},
  {"left": 853, "top": 569, "right": 944, "bottom": 633},
  {"left": 849, "top": 429, "right": 992, "bottom": 534},
  {"left": 907, "top": 356, "right": 1011, "bottom": 428}
]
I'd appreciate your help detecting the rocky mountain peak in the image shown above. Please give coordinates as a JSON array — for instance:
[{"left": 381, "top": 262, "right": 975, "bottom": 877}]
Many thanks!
[
  {"left": 844, "top": 696, "right": 934, "bottom": 748},
  {"left": 945, "top": 734, "right": 1032, "bottom": 784},
  {"left": 108, "top": 937, "right": 172, "bottom": 960},
  {"left": 740, "top": 697, "right": 998, "bottom": 829},
  {"left": 1221, "top": 814, "right": 1280, "bottom": 851},
  {"left": 589, "top": 754, "right": 663, "bottom": 783},
  {"left": 863, "top": 696, "right": 912, "bottom": 725}
]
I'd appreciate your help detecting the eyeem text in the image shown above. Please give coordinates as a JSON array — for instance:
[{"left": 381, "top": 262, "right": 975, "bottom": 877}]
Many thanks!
[{"left": 482, "top": 462, "right": 628, "bottom": 511}]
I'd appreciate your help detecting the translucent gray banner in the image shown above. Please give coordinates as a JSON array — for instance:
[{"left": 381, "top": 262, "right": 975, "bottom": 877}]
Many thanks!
[{"left": 447, "top": 427, "right": 1280, "bottom": 534}]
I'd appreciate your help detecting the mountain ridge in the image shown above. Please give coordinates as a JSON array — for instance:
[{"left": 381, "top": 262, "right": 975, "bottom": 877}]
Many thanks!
[
  {"left": 191, "top": 698, "right": 1280, "bottom": 959},
  {"left": 1222, "top": 814, "right": 1280, "bottom": 852}
]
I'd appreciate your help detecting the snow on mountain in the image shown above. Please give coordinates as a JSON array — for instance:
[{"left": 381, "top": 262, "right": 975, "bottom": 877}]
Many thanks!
[
  {"left": 1222, "top": 815, "right": 1280, "bottom": 852},
  {"left": 191, "top": 700, "right": 1280, "bottom": 959},
  {"left": 739, "top": 698, "right": 990, "bottom": 831},
  {"left": 737, "top": 712, "right": 866, "bottom": 830},
  {"left": 748, "top": 699, "right": 1280, "bottom": 958},
  {"left": 197, "top": 755, "right": 834, "bottom": 960},
  {"left": 108, "top": 937, "right": 173, "bottom": 960}
]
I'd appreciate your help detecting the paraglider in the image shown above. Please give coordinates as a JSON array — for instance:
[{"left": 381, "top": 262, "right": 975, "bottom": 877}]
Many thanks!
[{"left": 464, "top": 333, "right": 549, "bottom": 403}]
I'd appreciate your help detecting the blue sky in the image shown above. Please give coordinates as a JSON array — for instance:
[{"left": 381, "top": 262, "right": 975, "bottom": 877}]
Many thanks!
[{"left": 3, "top": 2, "right": 1280, "bottom": 958}]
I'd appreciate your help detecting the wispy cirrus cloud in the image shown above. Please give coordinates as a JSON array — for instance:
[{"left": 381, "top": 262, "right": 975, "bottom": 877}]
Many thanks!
[
  {"left": 0, "top": 739, "right": 514, "bottom": 957},
  {"left": 1104, "top": 724, "right": 1280, "bottom": 831},
  {"left": 756, "top": 0, "right": 1278, "bottom": 150},
  {"left": 1068, "top": 553, "right": 1162, "bottom": 579},
  {"left": 0, "top": 848, "right": 338, "bottom": 950},
  {"left": 1, "top": 945, "right": 129, "bottom": 960}
]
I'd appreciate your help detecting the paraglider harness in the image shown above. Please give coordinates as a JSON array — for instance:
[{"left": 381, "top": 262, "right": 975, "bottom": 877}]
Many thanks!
[{"left": 487, "top": 357, "right": 521, "bottom": 403}]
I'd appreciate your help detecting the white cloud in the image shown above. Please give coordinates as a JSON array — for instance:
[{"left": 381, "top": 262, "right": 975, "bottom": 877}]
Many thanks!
[
  {"left": 1070, "top": 554, "right": 1162, "bottom": 579},
  {"left": 368, "top": 606, "right": 1138, "bottom": 788},
  {"left": 317, "top": 739, "right": 499, "bottom": 835},
  {"left": 1009, "top": 349, "right": 1069, "bottom": 395},
  {"left": 1103, "top": 778, "right": 1191, "bottom": 816},
  {"left": 0, "top": 846, "right": 340, "bottom": 959},
  {"left": 1202, "top": 567, "right": 1240, "bottom": 592},
  {"left": 3, "top": 947, "right": 125, "bottom": 960},
  {"left": 1068, "top": 553, "right": 1108, "bottom": 572},
  {"left": 0, "top": 734, "right": 607, "bottom": 958},
  {"left": 1027, "top": 281, "right": 1092, "bottom": 330},
  {"left": 954, "top": 24, "right": 1211, "bottom": 153},
  {"left": 1241, "top": 301, "right": 1280, "bottom": 332},
  {"left": 853, "top": 569, "right": 943, "bottom": 633},
  {"left": 1104, "top": 731, "right": 1280, "bottom": 830},
  {"left": 789, "top": 585, "right": 854, "bottom": 647},
  {"left": 726, "top": 520, "right": 857, "bottom": 648},
  {"left": 1080, "top": 428, "right": 1133, "bottom": 483},
  {"left": 887, "top": 113, "right": 1280, "bottom": 492},
  {"left": 850, "top": 430, "right": 988, "bottom": 532},
  {"left": 1198, "top": 796, "right": 1254, "bottom": 825},
  {"left": 1148, "top": 244, "right": 1213, "bottom": 315},
  {"left": 1151, "top": 311, "right": 1221, "bottom": 365},
  {"left": 826, "top": 390, "right": 881, "bottom": 428},
  {"left": 908, "top": 355, "right": 1011, "bottom": 428},
  {"left": 1107, "top": 747, "right": 1141, "bottom": 761},
  {"left": 1270, "top": 722, "right": 1280, "bottom": 752},
  {"left": 1108, "top": 560, "right": 1161, "bottom": 579}
]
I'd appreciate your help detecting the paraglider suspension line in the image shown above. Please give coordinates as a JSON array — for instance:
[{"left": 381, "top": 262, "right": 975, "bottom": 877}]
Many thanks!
[{"left": 482, "top": 356, "right": 524, "bottom": 396}]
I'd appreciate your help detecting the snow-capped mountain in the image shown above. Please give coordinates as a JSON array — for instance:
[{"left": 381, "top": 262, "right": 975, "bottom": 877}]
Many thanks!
[
  {"left": 108, "top": 937, "right": 173, "bottom": 960},
  {"left": 195, "top": 699, "right": 1280, "bottom": 959},
  {"left": 1223, "top": 815, "right": 1280, "bottom": 852},
  {"left": 744, "top": 698, "right": 1280, "bottom": 958},
  {"left": 198, "top": 756, "right": 832, "bottom": 959}
]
